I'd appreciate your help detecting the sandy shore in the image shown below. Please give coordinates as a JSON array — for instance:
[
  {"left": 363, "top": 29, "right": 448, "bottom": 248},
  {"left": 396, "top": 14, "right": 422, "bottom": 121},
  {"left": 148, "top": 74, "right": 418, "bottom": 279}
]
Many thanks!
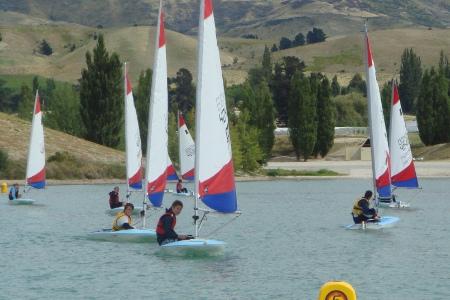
[{"left": 1, "top": 160, "right": 449, "bottom": 186}]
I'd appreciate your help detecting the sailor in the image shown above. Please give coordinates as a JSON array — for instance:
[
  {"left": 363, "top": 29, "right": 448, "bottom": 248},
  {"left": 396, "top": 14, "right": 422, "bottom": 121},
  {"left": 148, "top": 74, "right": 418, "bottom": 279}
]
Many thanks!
[
  {"left": 156, "top": 200, "right": 191, "bottom": 245},
  {"left": 112, "top": 203, "right": 135, "bottom": 231},
  {"left": 351, "top": 190, "right": 379, "bottom": 224},
  {"left": 109, "top": 186, "right": 123, "bottom": 209},
  {"left": 8, "top": 183, "right": 21, "bottom": 200},
  {"left": 176, "top": 179, "right": 188, "bottom": 193}
]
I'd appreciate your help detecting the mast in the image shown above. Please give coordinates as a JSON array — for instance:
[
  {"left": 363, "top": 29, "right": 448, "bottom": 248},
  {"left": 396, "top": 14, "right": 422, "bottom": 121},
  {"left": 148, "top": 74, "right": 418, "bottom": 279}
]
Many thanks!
[
  {"left": 124, "top": 62, "right": 131, "bottom": 198},
  {"left": 363, "top": 23, "right": 377, "bottom": 201},
  {"left": 194, "top": 0, "right": 206, "bottom": 238}
]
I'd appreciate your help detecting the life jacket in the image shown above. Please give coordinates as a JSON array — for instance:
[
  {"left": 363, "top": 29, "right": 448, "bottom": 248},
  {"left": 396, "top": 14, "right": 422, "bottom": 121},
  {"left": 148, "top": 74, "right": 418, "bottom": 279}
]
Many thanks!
[
  {"left": 176, "top": 183, "right": 182, "bottom": 193},
  {"left": 156, "top": 210, "right": 176, "bottom": 235},
  {"left": 352, "top": 197, "right": 368, "bottom": 217},
  {"left": 112, "top": 211, "right": 132, "bottom": 231}
]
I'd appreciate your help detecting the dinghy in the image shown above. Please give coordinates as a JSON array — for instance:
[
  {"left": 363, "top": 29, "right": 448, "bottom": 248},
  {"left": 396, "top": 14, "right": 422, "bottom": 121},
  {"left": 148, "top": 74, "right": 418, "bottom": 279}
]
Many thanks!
[
  {"left": 161, "top": 0, "right": 240, "bottom": 255},
  {"left": 382, "top": 81, "right": 420, "bottom": 208},
  {"left": 345, "top": 216, "right": 400, "bottom": 230},
  {"left": 9, "top": 91, "right": 45, "bottom": 205},
  {"left": 346, "top": 25, "right": 399, "bottom": 229},
  {"left": 105, "top": 63, "right": 143, "bottom": 216}
]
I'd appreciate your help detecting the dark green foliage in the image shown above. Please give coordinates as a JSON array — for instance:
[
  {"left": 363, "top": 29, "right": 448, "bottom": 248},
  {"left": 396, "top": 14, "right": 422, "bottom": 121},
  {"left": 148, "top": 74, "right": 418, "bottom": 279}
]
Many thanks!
[
  {"left": 247, "top": 68, "right": 266, "bottom": 87},
  {"left": 293, "top": 33, "right": 305, "bottom": 47},
  {"left": 241, "top": 34, "right": 258, "bottom": 39},
  {"left": 32, "top": 76, "right": 39, "bottom": 94},
  {"left": 331, "top": 75, "right": 341, "bottom": 96},
  {"left": 288, "top": 71, "right": 317, "bottom": 161},
  {"left": 79, "top": 34, "right": 123, "bottom": 148},
  {"left": 261, "top": 45, "right": 272, "bottom": 81},
  {"left": 271, "top": 56, "right": 306, "bottom": 126},
  {"left": 314, "top": 77, "right": 335, "bottom": 158},
  {"left": 271, "top": 44, "right": 278, "bottom": 52},
  {"left": 0, "top": 32, "right": 2, "bottom": 42},
  {"left": 170, "top": 68, "right": 195, "bottom": 115},
  {"left": 345, "top": 73, "right": 366, "bottom": 96},
  {"left": 39, "top": 39, "right": 53, "bottom": 56},
  {"left": 279, "top": 37, "right": 292, "bottom": 50},
  {"left": 417, "top": 70, "right": 435, "bottom": 145},
  {"left": 306, "top": 27, "right": 327, "bottom": 44},
  {"left": 135, "top": 68, "right": 152, "bottom": 153},
  {"left": 264, "top": 168, "right": 339, "bottom": 177},
  {"left": 0, "top": 79, "right": 15, "bottom": 112},
  {"left": 399, "top": 48, "right": 422, "bottom": 113},
  {"left": 235, "top": 110, "right": 262, "bottom": 172},
  {"left": 17, "top": 84, "right": 34, "bottom": 120},
  {"left": 44, "top": 84, "right": 84, "bottom": 137},
  {"left": 0, "top": 149, "right": 8, "bottom": 172},
  {"left": 168, "top": 111, "right": 178, "bottom": 166}
]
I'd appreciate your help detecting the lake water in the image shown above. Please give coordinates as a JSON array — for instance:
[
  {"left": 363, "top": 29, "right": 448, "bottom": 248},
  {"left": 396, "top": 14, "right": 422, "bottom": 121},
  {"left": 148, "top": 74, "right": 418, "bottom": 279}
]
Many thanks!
[{"left": 1, "top": 179, "right": 449, "bottom": 299}]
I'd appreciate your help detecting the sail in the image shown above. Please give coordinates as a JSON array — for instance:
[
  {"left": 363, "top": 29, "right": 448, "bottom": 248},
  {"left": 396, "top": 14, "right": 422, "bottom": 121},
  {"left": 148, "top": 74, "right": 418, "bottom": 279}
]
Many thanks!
[
  {"left": 144, "top": 1, "right": 168, "bottom": 207},
  {"left": 389, "top": 82, "right": 419, "bottom": 188},
  {"left": 178, "top": 112, "right": 195, "bottom": 180},
  {"left": 364, "top": 30, "right": 391, "bottom": 199},
  {"left": 124, "top": 64, "right": 143, "bottom": 190},
  {"left": 26, "top": 91, "right": 46, "bottom": 189},
  {"left": 195, "top": 0, "right": 237, "bottom": 213},
  {"left": 166, "top": 155, "right": 179, "bottom": 181}
]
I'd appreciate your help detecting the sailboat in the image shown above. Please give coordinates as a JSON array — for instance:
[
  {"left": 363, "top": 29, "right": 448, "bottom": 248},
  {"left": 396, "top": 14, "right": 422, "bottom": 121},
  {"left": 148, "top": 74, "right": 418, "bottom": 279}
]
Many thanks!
[
  {"left": 10, "top": 91, "right": 46, "bottom": 205},
  {"left": 382, "top": 80, "right": 420, "bottom": 208},
  {"left": 178, "top": 111, "right": 195, "bottom": 181},
  {"left": 346, "top": 26, "right": 399, "bottom": 229},
  {"left": 87, "top": 65, "right": 156, "bottom": 242},
  {"left": 161, "top": 0, "right": 240, "bottom": 254},
  {"left": 106, "top": 63, "right": 144, "bottom": 216}
]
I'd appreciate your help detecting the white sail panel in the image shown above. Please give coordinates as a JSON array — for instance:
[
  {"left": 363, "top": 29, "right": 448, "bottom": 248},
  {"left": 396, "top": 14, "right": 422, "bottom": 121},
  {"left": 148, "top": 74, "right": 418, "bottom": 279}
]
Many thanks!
[{"left": 26, "top": 91, "right": 45, "bottom": 189}]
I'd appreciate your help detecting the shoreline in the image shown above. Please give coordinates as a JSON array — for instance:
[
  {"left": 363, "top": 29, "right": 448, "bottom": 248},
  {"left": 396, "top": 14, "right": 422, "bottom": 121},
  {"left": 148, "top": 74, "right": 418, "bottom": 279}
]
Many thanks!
[{"left": 2, "top": 160, "right": 449, "bottom": 186}]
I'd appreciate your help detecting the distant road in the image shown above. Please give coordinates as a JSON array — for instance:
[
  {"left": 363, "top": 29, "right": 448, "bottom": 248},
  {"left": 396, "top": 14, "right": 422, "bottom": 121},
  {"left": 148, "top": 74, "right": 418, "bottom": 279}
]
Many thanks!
[{"left": 266, "top": 160, "right": 450, "bottom": 178}]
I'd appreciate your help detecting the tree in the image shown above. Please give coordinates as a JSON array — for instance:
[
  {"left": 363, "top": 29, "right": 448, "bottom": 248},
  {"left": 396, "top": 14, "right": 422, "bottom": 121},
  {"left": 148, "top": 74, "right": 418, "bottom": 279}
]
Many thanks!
[
  {"left": 314, "top": 77, "right": 335, "bottom": 157},
  {"left": 279, "top": 37, "right": 292, "bottom": 50},
  {"left": 288, "top": 72, "right": 317, "bottom": 161},
  {"left": 32, "top": 76, "right": 40, "bottom": 94},
  {"left": 399, "top": 48, "right": 422, "bottom": 113},
  {"left": 171, "top": 68, "right": 195, "bottom": 115},
  {"left": 271, "top": 44, "right": 278, "bottom": 52},
  {"left": 39, "top": 39, "right": 53, "bottom": 56},
  {"left": 292, "top": 33, "right": 305, "bottom": 47},
  {"left": 347, "top": 73, "right": 366, "bottom": 95},
  {"left": 235, "top": 110, "right": 262, "bottom": 172},
  {"left": 17, "top": 84, "right": 34, "bottom": 120},
  {"left": 135, "top": 68, "right": 152, "bottom": 153},
  {"left": 306, "top": 28, "right": 327, "bottom": 44},
  {"left": 167, "top": 111, "right": 178, "bottom": 166},
  {"left": 0, "top": 79, "right": 14, "bottom": 112},
  {"left": 331, "top": 75, "right": 341, "bottom": 96},
  {"left": 261, "top": 45, "right": 272, "bottom": 81},
  {"left": 380, "top": 81, "right": 392, "bottom": 130},
  {"left": 79, "top": 34, "right": 123, "bottom": 148}
]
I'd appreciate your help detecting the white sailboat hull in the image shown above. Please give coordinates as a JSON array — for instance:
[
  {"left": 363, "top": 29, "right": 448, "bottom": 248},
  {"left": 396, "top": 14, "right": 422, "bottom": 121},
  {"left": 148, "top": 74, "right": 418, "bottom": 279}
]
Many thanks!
[
  {"left": 165, "top": 189, "right": 193, "bottom": 197},
  {"left": 378, "top": 201, "right": 410, "bottom": 209},
  {"left": 105, "top": 206, "right": 144, "bottom": 216},
  {"left": 160, "top": 238, "right": 225, "bottom": 256},
  {"left": 8, "top": 198, "right": 35, "bottom": 205},
  {"left": 345, "top": 216, "right": 400, "bottom": 230},
  {"left": 87, "top": 228, "right": 156, "bottom": 242}
]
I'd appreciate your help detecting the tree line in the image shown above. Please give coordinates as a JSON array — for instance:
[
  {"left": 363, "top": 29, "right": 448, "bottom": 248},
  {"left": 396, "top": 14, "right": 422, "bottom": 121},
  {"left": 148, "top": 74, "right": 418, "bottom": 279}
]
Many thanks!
[{"left": 272, "top": 27, "right": 327, "bottom": 52}]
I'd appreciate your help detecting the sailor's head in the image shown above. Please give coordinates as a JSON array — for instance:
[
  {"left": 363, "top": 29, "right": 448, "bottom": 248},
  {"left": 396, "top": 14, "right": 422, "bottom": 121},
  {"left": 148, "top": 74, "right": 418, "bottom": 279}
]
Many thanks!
[
  {"left": 13, "top": 183, "right": 19, "bottom": 188},
  {"left": 114, "top": 186, "right": 119, "bottom": 192},
  {"left": 171, "top": 200, "right": 184, "bottom": 215},
  {"left": 364, "top": 190, "right": 373, "bottom": 200},
  {"left": 123, "top": 203, "right": 134, "bottom": 216}
]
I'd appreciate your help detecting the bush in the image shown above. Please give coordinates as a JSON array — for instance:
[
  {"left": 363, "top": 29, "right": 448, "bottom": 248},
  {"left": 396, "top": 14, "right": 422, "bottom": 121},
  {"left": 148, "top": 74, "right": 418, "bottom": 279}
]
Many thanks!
[
  {"left": 0, "top": 149, "right": 8, "bottom": 171},
  {"left": 39, "top": 39, "right": 53, "bottom": 56}
]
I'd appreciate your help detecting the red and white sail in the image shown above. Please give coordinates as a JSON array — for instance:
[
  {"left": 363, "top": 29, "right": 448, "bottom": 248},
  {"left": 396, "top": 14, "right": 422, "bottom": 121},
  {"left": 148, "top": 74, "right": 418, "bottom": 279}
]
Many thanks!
[
  {"left": 364, "top": 29, "right": 391, "bottom": 199},
  {"left": 145, "top": 1, "right": 168, "bottom": 207},
  {"left": 124, "top": 63, "right": 143, "bottom": 190},
  {"left": 178, "top": 112, "right": 195, "bottom": 180},
  {"left": 26, "top": 91, "right": 46, "bottom": 189},
  {"left": 195, "top": 0, "right": 237, "bottom": 213},
  {"left": 166, "top": 155, "right": 179, "bottom": 181},
  {"left": 389, "top": 81, "right": 419, "bottom": 188}
]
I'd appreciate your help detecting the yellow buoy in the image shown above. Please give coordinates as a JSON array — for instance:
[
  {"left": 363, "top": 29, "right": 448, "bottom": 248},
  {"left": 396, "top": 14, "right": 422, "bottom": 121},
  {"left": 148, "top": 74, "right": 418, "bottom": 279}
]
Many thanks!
[
  {"left": 1, "top": 182, "right": 7, "bottom": 193},
  {"left": 317, "top": 281, "right": 357, "bottom": 300}
]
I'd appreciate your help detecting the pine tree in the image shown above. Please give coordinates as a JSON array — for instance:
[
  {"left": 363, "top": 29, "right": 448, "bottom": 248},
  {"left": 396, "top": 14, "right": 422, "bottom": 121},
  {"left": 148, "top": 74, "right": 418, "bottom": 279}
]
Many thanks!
[
  {"left": 17, "top": 84, "right": 34, "bottom": 120},
  {"left": 135, "top": 68, "right": 152, "bottom": 153},
  {"left": 417, "top": 70, "right": 435, "bottom": 145},
  {"left": 172, "top": 68, "right": 195, "bottom": 115},
  {"left": 380, "top": 81, "right": 392, "bottom": 130},
  {"left": 399, "top": 48, "right": 422, "bottom": 113},
  {"left": 293, "top": 33, "right": 305, "bottom": 47},
  {"left": 271, "top": 44, "right": 278, "bottom": 52},
  {"left": 432, "top": 71, "right": 450, "bottom": 143},
  {"left": 254, "top": 81, "right": 275, "bottom": 162},
  {"left": 79, "top": 34, "right": 123, "bottom": 148},
  {"left": 331, "top": 75, "right": 341, "bottom": 96},
  {"left": 261, "top": 45, "right": 272, "bottom": 81},
  {"left": 289, "top": 71, "right": 317, "bottom": 161},
  {"left": 236, "top": 109, "right": 262, "bottom": 172},
  {"left": 315, "top": 77, "right": 335, "bottom": 158}
]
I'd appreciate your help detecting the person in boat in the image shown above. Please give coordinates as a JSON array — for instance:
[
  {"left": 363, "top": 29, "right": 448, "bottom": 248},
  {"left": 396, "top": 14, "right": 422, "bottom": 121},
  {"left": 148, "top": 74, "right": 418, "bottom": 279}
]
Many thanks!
[
  {"left": 351, "top": 190, "right": 380, "bottom": 224},
  {"left": 176, "top": 179, "right": 188, "bottom": 194},
  {"left": 109, "top": 186, "right": 123, "bottom": 209},
  {"left": 8, "top": 183, "right": 21, "bottom": 200},
  {"left": 156, "top": 200, "right": 192, "bottom": 245},
  {"left": 112, "top": 203, "right": 135, "bottom": 231}
]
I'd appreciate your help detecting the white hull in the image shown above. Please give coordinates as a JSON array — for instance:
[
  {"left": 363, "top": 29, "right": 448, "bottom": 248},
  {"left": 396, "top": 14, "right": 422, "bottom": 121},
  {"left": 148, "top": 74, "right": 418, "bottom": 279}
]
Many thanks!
[
  {"left": 378, "top": 201, "right": 410, "bottom": 209},
  {"left": 160, "top": 238, "right": 225, "bottom": 256},
  {"left": 8, "top": 198, "right": 35, "bottom": 205},
  {"left": 87, "top": 228, "right": 156, "bottom": 242},
  {"left": 105, "top": 206, "right": 144, "bottom": 216},
  {"left": 346, "top": 216, "right": 400, "bottom": 230}
]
